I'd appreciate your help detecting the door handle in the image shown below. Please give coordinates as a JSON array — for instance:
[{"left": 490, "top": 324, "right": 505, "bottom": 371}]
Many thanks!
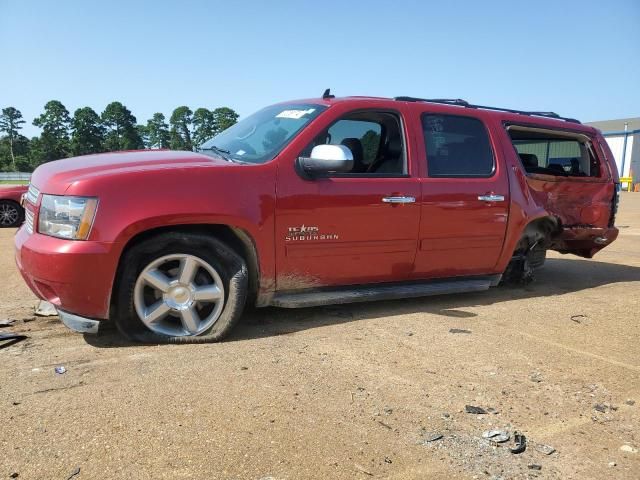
[
  {"left": 382, "top": 196, "right": 416, "bottom": 204},
  {"left": 478, "top": 194, "right": 505, "bottom": 202}
]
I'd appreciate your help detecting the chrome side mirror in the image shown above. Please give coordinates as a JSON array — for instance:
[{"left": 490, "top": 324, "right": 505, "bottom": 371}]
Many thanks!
[{"left": 298, "top": 144, "right": 354, "bottom": 177}]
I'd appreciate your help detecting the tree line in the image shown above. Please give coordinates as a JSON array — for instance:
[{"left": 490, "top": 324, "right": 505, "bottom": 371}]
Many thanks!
[{"left": 0, "top": 101, "right": 239, "bottom": 172}]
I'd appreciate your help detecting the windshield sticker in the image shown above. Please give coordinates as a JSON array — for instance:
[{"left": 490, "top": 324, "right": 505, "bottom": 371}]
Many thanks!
[{"left": 276, "top": 108, "right": 316, "bottom": 120}]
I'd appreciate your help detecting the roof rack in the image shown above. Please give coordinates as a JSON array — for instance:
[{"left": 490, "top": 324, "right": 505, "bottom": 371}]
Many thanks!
[{"left": 393, "top": 96, "right": 581, "bottom": 124}]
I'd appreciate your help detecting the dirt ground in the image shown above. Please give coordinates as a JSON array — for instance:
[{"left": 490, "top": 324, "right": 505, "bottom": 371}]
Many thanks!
[{"left": 1, "top": 195, "right": 639, "bottom": 480}]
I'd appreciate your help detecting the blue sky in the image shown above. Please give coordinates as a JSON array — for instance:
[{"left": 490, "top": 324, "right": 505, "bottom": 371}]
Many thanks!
[{"left": 1, "top": 0, "right": 638, "bottom": 137}]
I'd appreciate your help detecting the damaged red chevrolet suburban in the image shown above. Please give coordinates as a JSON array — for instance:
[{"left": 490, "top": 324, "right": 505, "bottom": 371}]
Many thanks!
[{"left": 15, "top": 94, "right": 620, "bottom": 342}]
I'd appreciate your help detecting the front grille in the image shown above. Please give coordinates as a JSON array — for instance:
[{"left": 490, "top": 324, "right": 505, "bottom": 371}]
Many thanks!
[
  {"left": 25, "top": 209, "right": 34, "bottom": 234},
  {"left": 26, "top": 184, "right": 40, "bottom": 205}
]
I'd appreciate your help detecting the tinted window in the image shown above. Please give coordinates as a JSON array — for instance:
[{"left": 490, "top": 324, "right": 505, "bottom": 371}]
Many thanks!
[{"left": 422, "top": 114, "right": 494, "bottom": 177}]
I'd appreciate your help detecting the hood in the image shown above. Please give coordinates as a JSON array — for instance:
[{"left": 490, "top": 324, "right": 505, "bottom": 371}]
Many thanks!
[{"left": 31, "top": 149, "right": 231, "bottom": 194}]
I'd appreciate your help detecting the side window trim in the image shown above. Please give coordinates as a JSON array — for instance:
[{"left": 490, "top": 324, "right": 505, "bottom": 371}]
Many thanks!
[
  {"left": 421, "top": 112, "right": 496, "bottom": 178},
  {"left": 298, "top": 108, "right": 410, "bottom": 178}
]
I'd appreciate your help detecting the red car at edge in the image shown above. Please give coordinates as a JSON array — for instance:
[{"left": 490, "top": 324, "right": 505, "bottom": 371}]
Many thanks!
[{"left": 0, "top": 184, "right": 27, "bottom": 228}]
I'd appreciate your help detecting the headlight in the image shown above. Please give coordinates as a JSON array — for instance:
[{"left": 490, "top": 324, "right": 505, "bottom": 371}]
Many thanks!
[{"left": 38, "top": 195, "right": 99, "bottom": 240}]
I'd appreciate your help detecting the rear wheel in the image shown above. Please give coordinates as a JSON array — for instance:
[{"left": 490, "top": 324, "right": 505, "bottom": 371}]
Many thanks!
[
  {"left": 0, "top": 200, "right": 23, "bottom": 228},
  {"left": 113, "top": 232, "right": 248, "bottom": 343}
]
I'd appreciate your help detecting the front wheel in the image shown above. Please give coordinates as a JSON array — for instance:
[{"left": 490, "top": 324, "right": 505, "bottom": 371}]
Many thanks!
[
  {"left": 0, "top": 200, "right": 24, "bottom": 228},
  {"left": 113, "top": 232, "right": 248, "bottom": 343}
]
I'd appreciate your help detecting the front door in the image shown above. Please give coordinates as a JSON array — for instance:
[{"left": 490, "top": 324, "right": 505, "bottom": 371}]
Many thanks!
[{"left": 275, "top": 108, "right": 421, "bottom": 291}]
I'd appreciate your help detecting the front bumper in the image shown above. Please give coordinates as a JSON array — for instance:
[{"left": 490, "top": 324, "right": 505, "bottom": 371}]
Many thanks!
[
  {"left": 14, "top": 225, "right": 120, "bottom": 321},
  {"left": 57, "top": 309, "right": 100, "bottom": 334}
]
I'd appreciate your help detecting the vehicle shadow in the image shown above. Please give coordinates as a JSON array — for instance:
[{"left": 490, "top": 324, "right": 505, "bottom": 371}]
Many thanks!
[{"left": 84, "top": 257, "right": 640, "bottom": 348}]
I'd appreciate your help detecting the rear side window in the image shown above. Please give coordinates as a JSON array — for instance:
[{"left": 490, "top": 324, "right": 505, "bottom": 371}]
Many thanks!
[
  {"left": 508, "top": 127, "right": 601, "bottom": 177},
  {"left": 422, "top": 114, "right": 494, "bottom": 177}
]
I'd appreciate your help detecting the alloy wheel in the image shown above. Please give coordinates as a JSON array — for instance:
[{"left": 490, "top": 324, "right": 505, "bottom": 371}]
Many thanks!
[
  {"left": 133, "top": 254, "right": 225, "bottom": 337},
  {"left": 0, "top": 203, "right": 20, "bottom": 227}
]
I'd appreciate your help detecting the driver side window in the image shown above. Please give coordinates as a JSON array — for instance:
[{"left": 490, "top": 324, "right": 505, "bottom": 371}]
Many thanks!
[{"left": 301, "top": 111, "right": 406, "bottom": 175}]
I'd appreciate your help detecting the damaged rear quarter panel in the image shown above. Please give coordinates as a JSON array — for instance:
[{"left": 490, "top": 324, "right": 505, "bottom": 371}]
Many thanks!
[
  {"left": 498, "top": 122, "right": 619, "bottom": 261},
  {"left": 524, "top": 175, "right": 618, "bottom": 257},
  {"left": 524, "top": 175, "right": 613, "bottom": 228}
]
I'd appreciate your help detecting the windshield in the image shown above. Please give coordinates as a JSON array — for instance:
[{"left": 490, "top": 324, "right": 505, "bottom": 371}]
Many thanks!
[{"left": 199, "top": 103, "right": 326, "bottom": 164}]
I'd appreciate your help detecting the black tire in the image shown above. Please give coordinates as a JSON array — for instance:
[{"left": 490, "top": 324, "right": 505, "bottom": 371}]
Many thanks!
[
  {"left": 0, "top": 200, "right": 24, "bottom": 228},
  {"left": 112, "top": 232, "right": 248, "bottom": 344}
]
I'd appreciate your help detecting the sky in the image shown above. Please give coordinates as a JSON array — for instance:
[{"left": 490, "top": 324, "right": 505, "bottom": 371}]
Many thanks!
[{"left": 1, "top": 0, "right": 639, "bottom": 137}]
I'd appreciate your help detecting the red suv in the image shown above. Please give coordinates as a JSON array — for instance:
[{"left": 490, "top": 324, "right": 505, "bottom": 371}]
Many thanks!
[{"left": 15, "top": 94, "right": 620, "bottom": 342}]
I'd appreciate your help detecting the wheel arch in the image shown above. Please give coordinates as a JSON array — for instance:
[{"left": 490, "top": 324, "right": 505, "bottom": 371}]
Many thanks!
[
  {"left": 110, "top": 224, "right": 261, "bottom": 316},
  {"left": 514, "top": 215, "right": 561, "bottom": 253}
]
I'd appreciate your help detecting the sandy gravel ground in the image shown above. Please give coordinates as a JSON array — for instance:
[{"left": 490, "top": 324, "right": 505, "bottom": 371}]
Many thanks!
[{"left": 1, "top": 194, "right": 639, "bottom": 480}]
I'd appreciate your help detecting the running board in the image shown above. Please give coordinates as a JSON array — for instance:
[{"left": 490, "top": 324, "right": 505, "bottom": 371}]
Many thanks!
[{"left": 271, "top": 275, "right": 500, "bottom": 309}]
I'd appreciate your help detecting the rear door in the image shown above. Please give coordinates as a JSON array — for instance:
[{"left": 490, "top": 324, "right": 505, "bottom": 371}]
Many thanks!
[{"left": 413, "top": 110, "right": 509, "bottom": 277}]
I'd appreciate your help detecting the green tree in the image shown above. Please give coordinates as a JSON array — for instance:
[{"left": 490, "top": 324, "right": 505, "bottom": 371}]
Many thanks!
[
  {"left": 211, "top": 107, "right": 239, "bottom": 134},
  {"left": 192, "top": 108, "right": 216, "bottom": 148},
  {"left": 1, "top": 134, "right": 33, "bottom": 172},
  {"left": 32, "top": 100, "right": 71, "bottom": 162},
  {"left": 0, "top": 107, "right": 27, "bottom": 169},
  {"left": 145, "top": 113, "right": 170, "bottom": 149},
  {"left": 71, "top": 107, "right": 105, "bottom": 156},
  {"left": 101, "top": 102, "right": 143, "bottom": 151},
  {"left": 136, "top": 124, "right": 149, "bottom": 148},
  {"left": 169, "top": 106, "right": 193, "bottom": 151},
  {"left": 28, "top": 136, "right": 47, "bottom": 168}
]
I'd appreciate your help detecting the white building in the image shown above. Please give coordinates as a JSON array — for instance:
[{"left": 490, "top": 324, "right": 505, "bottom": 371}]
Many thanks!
[{"left": 586, "top": 117, "right": 639, "bottom": 189}]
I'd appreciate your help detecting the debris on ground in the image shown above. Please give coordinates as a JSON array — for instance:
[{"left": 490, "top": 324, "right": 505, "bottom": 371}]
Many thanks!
[
  {"left": 594, "top": 403, "right": 617, "bottom": 413},
  {"left": 0, "top": 319, "right": 16, "bottom": 327},
  {"left": 465, "top": 405, "right": 487, "bottom": 414},
  {"left": 420, "top": 431, "right": 444, "bottom": 443},
  {"left": 570, "top": 314, "right": 588, "bottom": 323},
  {"left": 510, "top": 432, "right": 527, "bottom": 454},
  {"left": 625, "top": 399, "right": 635, "bottom": 406},
  {"left": 55, "top": 366, "right": 67, "bottom": 375},
  {"left": 620, "top": 444, "right": 637, "bottom": 453},
  {"left": 354, "top": 463, "right": 373, "bottom": 476},
  {"left": 376, "top": 419, "right": 392, "bottom": 430},
  {"left": 608, "top": 461, "right": 617, "bottom": 467},
  {"left": 66, "top": 467, "right": 81, "bottom": 480},
  {"left": 34, "top": 300, "right": 57, "bottom": 317},
  {"left": 528, "top": 464, "right": 542, "bottom": 470},
  {"left": 383, "top": 406, "right": 393, "bottom": 415},
  {"left": 0, "top": 332, "right": 27, "bottom": 349},
  {"left": 482, "top": 430, "right": 510, "bottom": 443},
  {"left": 535, "top": 444, "right": 556, "bottom": 455},
  {"left": 449, "top": 328, "right": 472, "bottom": 334},
  {"left": 529, "top": 372, "right": 543, "bottom": 383}
]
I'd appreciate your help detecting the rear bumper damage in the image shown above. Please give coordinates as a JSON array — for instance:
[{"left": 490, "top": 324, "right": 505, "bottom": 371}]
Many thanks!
[{"left": 552, "top": 226, "right": 619, "bottom": 258}]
